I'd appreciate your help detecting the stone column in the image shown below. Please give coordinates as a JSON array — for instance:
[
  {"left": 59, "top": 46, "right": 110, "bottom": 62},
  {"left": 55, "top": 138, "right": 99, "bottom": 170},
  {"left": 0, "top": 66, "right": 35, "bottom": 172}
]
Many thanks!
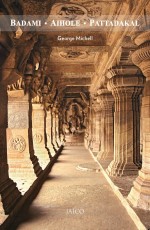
[
  {"left": 85, "top": 101, "right": 90, "bottom": 148},
  {"left": 97, "top": 89, "right": 114, "bottom": 162},
  {"left": 32, "top": 103, "right": 50, "bottom": 169},
  {"left": 89, "top": 108, "right": 95, "bottom": 150},
  {"left": 0, "top": 85, "right": 21, "bottom": 217},
  {"left": 7, "top": 90, "right": 39, "bottom": 193},
  {"left": 51, "top": 109, "right": 59, "bottom": 151},
  {"left": 55, "top": 112, "right": 61, "bottom": 147},
  {"left": 92, "top": 103, "right": 101, "bottom": 154},
  {"left": 45, "top": 109, "right": 56, "bottom": 157},
  {"left": 84, "top": 108, "right": 90, "bottom": 149},
  {"left": 140, "top": 95, "right": 143, "bottom": 157},
  {"left": 133, "top": 87, "right": 143, "bottom": 167},
  {"left": 87, "top": 98, "right": 93, "bottom": 148},
  {"left": 106, "top": 67, "right": 145, "bottom": 177},
  {"left": 58, "top": 111, "right": 64, "bottom": 143},
  {"left": 127, "top": 31, "right": 150, "bottom": 210}
]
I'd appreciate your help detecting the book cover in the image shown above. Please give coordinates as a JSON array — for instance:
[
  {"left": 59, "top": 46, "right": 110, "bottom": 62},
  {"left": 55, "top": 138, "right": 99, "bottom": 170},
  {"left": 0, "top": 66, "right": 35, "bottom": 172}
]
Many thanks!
[{"left": 0, "top": 0, "right": 150, "bottom": 229}]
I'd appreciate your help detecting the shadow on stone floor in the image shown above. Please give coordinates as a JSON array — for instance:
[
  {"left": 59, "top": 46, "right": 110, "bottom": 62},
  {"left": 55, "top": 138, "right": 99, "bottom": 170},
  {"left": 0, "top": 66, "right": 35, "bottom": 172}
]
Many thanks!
[
  {"left": 45, "top": 175, "right": 57, "bottom": 181},
  {"left": 55, "top": 159, "right": 69, "bottom": 163},
  {"left": 10, "top": 206, "right": 47, "bottom": 230}
]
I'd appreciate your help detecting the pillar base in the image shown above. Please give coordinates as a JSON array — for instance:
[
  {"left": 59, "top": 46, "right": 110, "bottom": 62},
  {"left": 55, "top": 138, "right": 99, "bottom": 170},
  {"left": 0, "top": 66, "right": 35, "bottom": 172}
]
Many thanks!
[
  {"left": 106, "top": 160, "right": 138, "bottom": 177},
  {"left": 97, "top": 151, "right": 113, "bottom": 162},
  {"left": 127, "top": 170, "right": 150, "bottom": 210},
  {"left": 92, "top": 142, "right": 100, "bottom": 154},
  {"left": 0, "top": 178, "right": 21, "bottom": 214}
]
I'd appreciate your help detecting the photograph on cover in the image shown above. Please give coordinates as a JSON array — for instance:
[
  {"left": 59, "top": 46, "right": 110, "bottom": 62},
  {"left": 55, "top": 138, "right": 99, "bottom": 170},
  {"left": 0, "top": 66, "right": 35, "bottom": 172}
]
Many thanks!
[{"left": 0, "top": 0, "right": 150, "bottom": 229}]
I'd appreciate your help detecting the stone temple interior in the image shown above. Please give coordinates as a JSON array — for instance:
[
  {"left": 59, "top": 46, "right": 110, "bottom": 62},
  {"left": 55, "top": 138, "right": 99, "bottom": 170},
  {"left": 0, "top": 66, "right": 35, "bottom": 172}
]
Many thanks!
[{"left": 0, "top": 0, "right": 150, "bottom": 229}]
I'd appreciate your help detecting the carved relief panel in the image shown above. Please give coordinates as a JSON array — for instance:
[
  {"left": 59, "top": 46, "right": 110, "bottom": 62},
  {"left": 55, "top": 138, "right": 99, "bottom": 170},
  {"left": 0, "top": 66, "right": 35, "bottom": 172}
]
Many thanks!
[{"left": 9, "top": 136, "right": 26, "bottom": 153}]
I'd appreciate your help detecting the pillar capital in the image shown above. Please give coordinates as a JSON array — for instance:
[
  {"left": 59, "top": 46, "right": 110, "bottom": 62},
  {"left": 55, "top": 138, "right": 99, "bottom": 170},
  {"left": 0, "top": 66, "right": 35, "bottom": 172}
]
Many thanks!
[
  {"left": 97, "top": 88, "right": 109, "bottom": 95},
  {"left": 132, "top": 30, "right": 150, "bottom": 46},
  {"left": 106, "top": 65, "right": 141, "bottom": 79},
  {"left": 0, "top": 32, "right": 38, "bottom": 86},
  {"left": 107, "top": 70, "right": 145, "bottom": 92},
  {"left": 131, "top": 32, "right": 150, "bottom": 78}
]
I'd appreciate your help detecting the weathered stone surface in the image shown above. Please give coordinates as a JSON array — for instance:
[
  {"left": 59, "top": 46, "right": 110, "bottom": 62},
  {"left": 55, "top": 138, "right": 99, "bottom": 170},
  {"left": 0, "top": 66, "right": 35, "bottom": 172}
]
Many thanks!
[
  {"left": 7, "top": 90, "right": 38, "bottom": 193},
  {"left": 0, "top": 85, "right": 21, "bottom": 215},
  {"left": 45, "top": 110, "right": 56, "bottom": 157},
  {"left": 128, "top": 31, "right": 150, "bottom": 210},
  {"left": 51, "top": 110, "right": 59, "bottom": 151},
  {"left": 32, "top": 103, "right": 50, "bottom": 169},
  {"left": 106, "top": 71, "right": 145, "bottom": 177},
  {"left": 97, "top": 88, "right": 114, "bottom": 161}
]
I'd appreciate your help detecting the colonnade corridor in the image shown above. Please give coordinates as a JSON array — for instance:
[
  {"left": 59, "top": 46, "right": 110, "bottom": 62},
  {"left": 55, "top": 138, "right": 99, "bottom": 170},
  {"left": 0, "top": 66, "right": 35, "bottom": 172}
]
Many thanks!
[
  {"left": 16, "top": 145, "right": 137, "bottom": 230},
  {"left": 1, "top": 1, "right": 150, "bottom": 229}
]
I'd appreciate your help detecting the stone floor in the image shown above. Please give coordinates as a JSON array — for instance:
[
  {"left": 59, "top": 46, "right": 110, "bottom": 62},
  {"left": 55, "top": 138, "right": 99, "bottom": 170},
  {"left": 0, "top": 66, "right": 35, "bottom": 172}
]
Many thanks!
[
  {"left": 98, "top": 158, "right": 150, "bottom": 229},
  {"left": 16, "top": 146, "right": 137, "bottom": 230}
]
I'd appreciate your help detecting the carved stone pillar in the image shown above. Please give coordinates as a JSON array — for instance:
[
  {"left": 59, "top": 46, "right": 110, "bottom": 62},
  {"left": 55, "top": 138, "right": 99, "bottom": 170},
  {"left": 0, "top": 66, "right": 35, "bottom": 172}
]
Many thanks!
[
  {"left": 89, "top": 108, "right": 95, "bottom": 150},
  {"left": 32, "top": 103, "right": 50, "bottom": 169},
  {"left": 87, "top": 97, "right": 92, "bottom": 148},
  {"left": 127, "top": 31, "right": 150, "bottom": 210},
  {"left": 106, "top": 67, "right": 145, "bottom": 176},
  {"left": 92, "top": 103, "right": 101, "bottom": 154},
  {"left": 84, "top": 108, "right": 90, "bottom": 149},
  {"left": 0, "top": 85, "right": 21, "bottom": 216},
  {"left": 7, "top": 90, "right": 39, "bottom": 192},
  {"left": 133, "top": 87, "right": 143, "bottom": 167},
  {"left": 45, "top": 109, "right": 55, "bottom": 157},
  {"left": 55, "top": 112, "right": 61, "bottom": 147},
  {"left": 58, "top": 111, "right": 64, "bottom": 143},
  {"left": 97, "top": 89, "right": 114, "bottom": 161},
  {"left": 140, "top": 96, "right": 143, "bottom": 157},
  {"left": 51, "top": 109, "right": 59, "bottom": 151},
  {"left": 85, "top": 111, "right": 90, "bottom": 148}
]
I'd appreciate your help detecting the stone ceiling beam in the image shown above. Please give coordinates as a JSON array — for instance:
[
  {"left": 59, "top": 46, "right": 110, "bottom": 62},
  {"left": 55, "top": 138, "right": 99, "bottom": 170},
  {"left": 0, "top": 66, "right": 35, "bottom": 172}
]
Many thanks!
[
  {"left": 49, "top": 64, "right": 95, "bottom": 73},
  {"left": 60, "top": 78, "right": 91, "bottom": 86},
  {"left": 64, "top": 93, "right": 82, "bottom": 98},
  {"left": 64, "top": 86, "right": 89, "bottom": 93}
]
